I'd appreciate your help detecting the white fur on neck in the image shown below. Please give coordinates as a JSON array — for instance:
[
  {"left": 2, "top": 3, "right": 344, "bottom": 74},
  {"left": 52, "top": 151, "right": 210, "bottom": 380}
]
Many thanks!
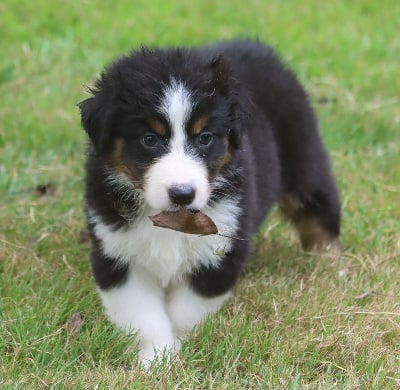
[{"left": 89, "top": 198, "right": 241, "bottom": 287}]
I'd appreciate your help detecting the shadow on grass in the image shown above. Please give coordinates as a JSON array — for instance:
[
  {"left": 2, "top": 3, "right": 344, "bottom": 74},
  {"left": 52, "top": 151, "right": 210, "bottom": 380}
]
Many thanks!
[{"left": 243, "top": 230, "right": 341, "bottom": 281}]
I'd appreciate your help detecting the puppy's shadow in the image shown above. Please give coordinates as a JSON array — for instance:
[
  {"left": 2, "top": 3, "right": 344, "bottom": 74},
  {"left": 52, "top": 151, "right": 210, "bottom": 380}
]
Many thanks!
[{"left": 243, "top": 233, "right": 327, "bottom": 279}]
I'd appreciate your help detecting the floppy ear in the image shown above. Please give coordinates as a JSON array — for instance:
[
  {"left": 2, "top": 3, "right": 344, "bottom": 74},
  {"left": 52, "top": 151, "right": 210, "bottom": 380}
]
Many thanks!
[
  {"left": 208, "top": 55, "right": 247, "bottom": 149},
  {"left": 208, "top": 55, "right": 232, "bottom": 94},
  {"left": 78, "top": 92, "right": 113, "bottom": 153}
]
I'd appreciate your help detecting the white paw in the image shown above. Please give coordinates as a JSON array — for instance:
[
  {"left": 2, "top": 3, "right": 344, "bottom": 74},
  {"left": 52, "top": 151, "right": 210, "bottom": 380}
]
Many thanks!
[{"left": 138, "top": 337, "right": 181, "bottom": 368}]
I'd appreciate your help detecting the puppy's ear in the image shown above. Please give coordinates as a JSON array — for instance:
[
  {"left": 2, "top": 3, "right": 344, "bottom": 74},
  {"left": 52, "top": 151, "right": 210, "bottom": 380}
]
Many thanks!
[
  {"left": 208, "top": 55, "right": 232, "bottom": 94},
  {"left": 208, "top": 55, "right": 247, "bottom": 150},
  {"left": 78, "top": 92, "right": 113, "bottom": 153}
]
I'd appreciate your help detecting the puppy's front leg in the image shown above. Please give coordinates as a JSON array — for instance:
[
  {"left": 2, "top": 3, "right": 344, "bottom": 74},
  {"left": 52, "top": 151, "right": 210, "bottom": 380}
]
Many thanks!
[
  {"left": 167, "top": 247, "right": 246, "bottom": 338},
  {"left": 167, "top": 282, "right": 231, "bottom": 339},
  {"left": 98, "top": 267, "right": 178, "bottom": 364}
]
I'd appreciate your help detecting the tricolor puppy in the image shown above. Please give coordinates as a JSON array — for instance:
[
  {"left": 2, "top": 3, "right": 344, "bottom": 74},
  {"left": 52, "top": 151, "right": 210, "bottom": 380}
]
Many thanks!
[{"left": 79, "top": 40, "right": 340, "bottom": 364}]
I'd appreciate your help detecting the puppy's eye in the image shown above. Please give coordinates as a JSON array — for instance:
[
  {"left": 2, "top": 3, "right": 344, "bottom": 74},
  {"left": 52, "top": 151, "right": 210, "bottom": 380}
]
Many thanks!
[
  {"left": 141, "top": 133, "right": 158, "bottom": 148},
  {"left": 198, "top": 132, "right": 214, "bottom": 146}
]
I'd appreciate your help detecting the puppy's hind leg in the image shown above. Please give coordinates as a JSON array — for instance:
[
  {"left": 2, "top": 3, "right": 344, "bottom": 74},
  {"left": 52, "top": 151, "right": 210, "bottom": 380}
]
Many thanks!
[
  {"left": 278, "top": 147, "right": 341, "bottom": 253},
  {"left": 279, "top": 190, "right": 340, "bottom": 252}
]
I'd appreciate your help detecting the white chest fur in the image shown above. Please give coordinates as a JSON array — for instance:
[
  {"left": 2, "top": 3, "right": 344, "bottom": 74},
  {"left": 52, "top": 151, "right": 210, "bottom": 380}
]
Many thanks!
[{"left": 89, "top": 199, "right": 241, "bottom": 287}]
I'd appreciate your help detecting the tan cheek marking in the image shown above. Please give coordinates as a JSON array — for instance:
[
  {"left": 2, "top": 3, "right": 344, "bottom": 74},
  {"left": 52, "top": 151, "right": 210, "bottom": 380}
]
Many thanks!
[
  {"left": 109, "top": 138, "right": 141, "bottom": 184},
  {"left": 222, "top": 138, "right": 233, "bottom": 166},
  {"left": 191, "top": 116, "right": 209, "bottom": 136},
  {"left": 208, "top": 138, "right": 233, "bottom": 181},
  {"left": 148, "top": 119, "right": 167, "bottom": 137}
]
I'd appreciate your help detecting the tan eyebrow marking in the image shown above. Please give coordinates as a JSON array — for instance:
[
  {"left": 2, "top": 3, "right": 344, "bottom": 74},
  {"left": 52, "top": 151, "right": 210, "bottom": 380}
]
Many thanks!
[
  {"left": 191, "top": 116, "right": 209, "bottom": 136},
  {"left": 148, "top": 119, "right": 167, "bottom": 137}
]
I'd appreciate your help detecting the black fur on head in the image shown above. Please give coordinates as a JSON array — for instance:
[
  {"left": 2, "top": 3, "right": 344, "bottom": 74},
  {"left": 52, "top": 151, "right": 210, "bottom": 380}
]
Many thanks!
[
  {"left": 206, "top": 54, "right": 246, "bottom": 150},
  {"left": 78, "top": 46, "right": 248, "bottom": 154}
]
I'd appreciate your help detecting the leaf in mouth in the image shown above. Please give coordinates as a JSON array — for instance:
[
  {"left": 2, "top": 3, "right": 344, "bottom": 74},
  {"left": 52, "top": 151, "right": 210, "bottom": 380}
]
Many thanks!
[{"left": 148, "top": 209, "right": 218, "bottom": 235}]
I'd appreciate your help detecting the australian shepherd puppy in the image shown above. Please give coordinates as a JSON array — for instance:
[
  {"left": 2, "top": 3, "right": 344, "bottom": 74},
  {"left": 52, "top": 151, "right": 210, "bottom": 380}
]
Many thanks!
[{"left": 79, "top": 39, "right": 340, "bottom": 365}]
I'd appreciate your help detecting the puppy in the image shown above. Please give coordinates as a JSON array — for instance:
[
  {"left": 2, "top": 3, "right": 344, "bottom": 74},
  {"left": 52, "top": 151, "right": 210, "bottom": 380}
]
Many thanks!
[{"left": 79, "top": 39, "right": 340, "bottom": 364}]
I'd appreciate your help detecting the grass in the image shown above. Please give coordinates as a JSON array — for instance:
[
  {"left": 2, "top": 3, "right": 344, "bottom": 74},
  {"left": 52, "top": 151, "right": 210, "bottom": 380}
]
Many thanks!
[{"left": 1, "top": 0, "right": 399, "bottom": 388}]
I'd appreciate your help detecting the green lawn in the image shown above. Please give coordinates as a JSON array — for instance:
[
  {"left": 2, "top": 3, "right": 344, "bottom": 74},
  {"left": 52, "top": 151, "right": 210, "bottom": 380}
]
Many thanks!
[{"left": 1, "top": 0, "right": 399, "bottom": 388}]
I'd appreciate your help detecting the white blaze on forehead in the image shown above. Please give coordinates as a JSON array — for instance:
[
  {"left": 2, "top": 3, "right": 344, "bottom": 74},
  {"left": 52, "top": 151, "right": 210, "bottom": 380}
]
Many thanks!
[
  {"left": 159, "top": 79, "right": 192, "bottom": 151},
  {"left": 144, "top": 79, "right": 210, "bottom": 211}
]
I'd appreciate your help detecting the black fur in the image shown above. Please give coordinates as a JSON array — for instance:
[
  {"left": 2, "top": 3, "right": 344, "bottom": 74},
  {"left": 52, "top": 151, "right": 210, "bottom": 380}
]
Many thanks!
[{"left": 80, "top": 39, "right": 340, "bottom": 297}]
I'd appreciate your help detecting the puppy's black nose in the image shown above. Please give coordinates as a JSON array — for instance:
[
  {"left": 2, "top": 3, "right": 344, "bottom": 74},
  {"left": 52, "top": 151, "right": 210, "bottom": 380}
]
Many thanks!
[{"left": 168, "top": 185, "right": 195, "bottom": 206}]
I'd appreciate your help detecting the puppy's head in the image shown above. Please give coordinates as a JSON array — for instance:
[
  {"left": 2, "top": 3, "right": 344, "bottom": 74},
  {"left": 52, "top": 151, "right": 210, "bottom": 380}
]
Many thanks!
[{"left": 79, "top": 48, "right": 245, "bottom": 211}]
